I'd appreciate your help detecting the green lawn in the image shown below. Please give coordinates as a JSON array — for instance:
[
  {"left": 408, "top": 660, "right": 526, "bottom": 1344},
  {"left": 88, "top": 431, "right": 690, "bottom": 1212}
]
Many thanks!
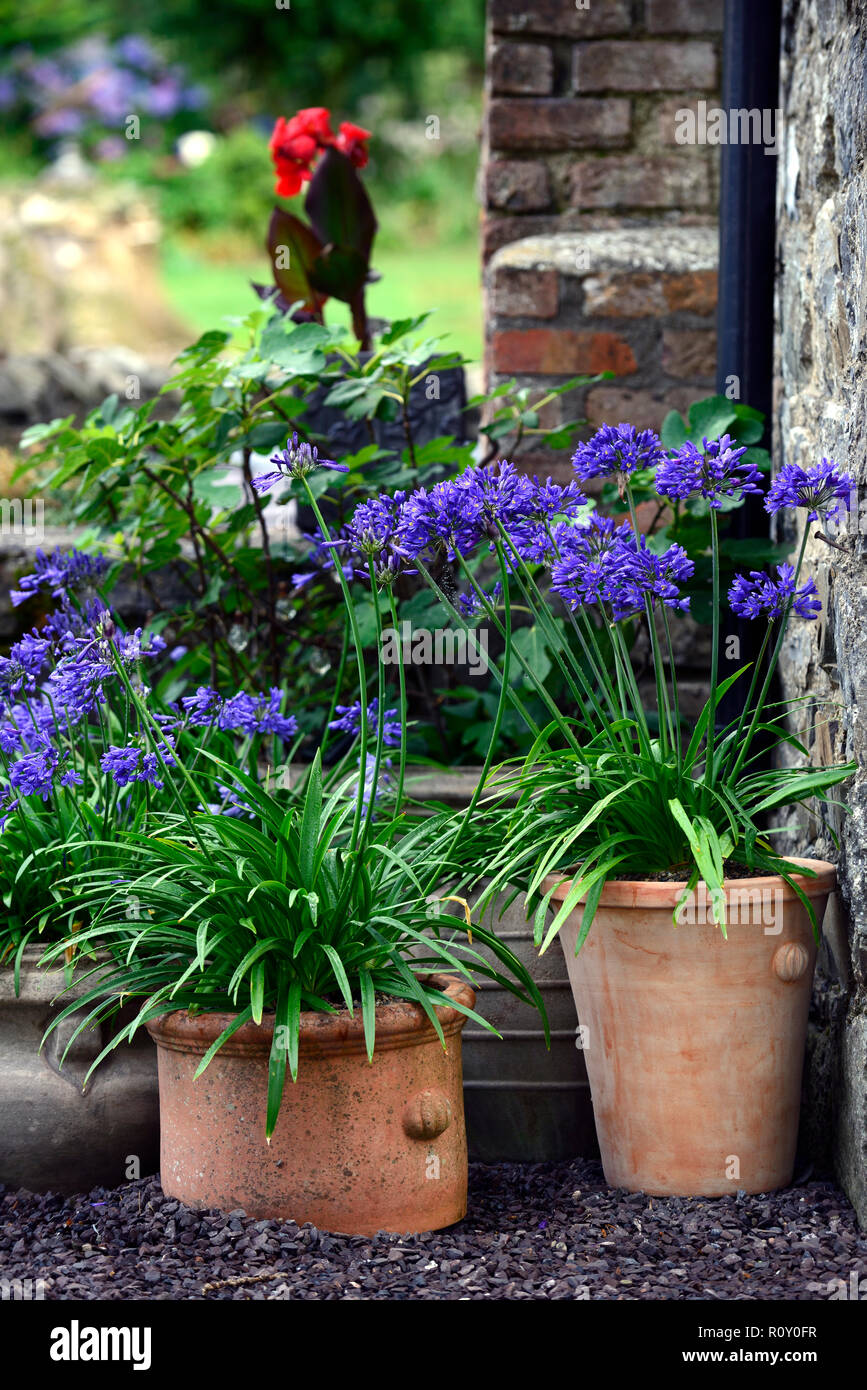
[{"left": 159, "top": 233, "right": 483, "bottom": 364}]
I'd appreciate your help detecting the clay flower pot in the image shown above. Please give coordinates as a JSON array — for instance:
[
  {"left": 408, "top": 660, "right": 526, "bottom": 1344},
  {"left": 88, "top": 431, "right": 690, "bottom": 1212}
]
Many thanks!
[
  {"left": 146, "top": 973, "right": 474, "bottom": 1234},
  {"left": 548, "top": 859, "right": 837, "bottom": 1196}
]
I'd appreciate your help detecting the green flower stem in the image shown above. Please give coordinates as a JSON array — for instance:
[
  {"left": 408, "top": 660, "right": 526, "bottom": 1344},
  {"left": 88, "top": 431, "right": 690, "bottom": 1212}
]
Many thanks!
[
  {"left": 300, "top": 479, "right": 372, "bottom": 850},
  {"left": 319, "top": 619, "right": 351, "bottom": 762},
  {"left": 356, "top": 559, "right": 389, "bottom": 848},
  {"left": 495, "top": 522, "right": 615, "bottom": 733},
  {"left": 412, "top": 557, "right": 543, "bottom": 742},
  {"left": 106, "top": 648, "right": 208, "bottom": 853},
  {"left": 717, "top": 620, "right": 773, "bottom": 779},
  {"left": 451, "top": 551, "right": 583, "bottom": 756},
  {"left": 540, "top": 520, "right": 633, "bottom": 735},
  {"left": 624, "top": 482, "right": 672, "bottom": 757},
  {"left": 609, "top": 621, "right": 653, "bottom": 758},
  {"left": 491, "top": 531, "right": 594, "bottom": 732},
  {"left": 730, "top": 524, "right": 812, "bottom": 781},
  {"left": 703, "top": 507, "right": 721, "bottom": 797},
  {"left": 387, "top": 588, "right": 408, "bottom": 820},
  {"left": 419, "top": 545, "right": 516, "bottom": 899},
  {"left": 660, "top": 606, "right": 682, "bottom": 768}
]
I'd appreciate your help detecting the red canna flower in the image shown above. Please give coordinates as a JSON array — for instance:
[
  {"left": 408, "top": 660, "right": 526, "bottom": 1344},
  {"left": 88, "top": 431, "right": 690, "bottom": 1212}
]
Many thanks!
[
  {"left": 270, "top": 108, "right": 337, "bottom": 197},
  {"left": 336, "top": 120, "right": 371, "bottom": 169}
]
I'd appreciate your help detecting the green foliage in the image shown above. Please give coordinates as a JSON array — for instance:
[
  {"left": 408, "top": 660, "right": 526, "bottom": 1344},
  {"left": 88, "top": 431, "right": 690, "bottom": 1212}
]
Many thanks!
[
  {"left": 17, "top": 311, "right": 583, "bottom": 762},
  {"left": 41, "top": 751, "right": 543, "bottom": 1136}
]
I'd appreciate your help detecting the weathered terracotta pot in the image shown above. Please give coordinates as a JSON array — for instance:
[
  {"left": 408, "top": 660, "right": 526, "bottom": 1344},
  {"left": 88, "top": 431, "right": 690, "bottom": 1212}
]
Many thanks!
[
  {"left": 146, "top": 974, "right": 474, "bottom": 1234},
  {"left": 548, "top": 859, "right": 837, "bottom": 1196}
]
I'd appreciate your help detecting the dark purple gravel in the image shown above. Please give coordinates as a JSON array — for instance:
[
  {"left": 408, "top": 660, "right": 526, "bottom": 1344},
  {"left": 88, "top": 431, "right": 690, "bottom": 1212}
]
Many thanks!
[{"left": 1, "top": 1160, "right": 864, "bottom": 1300}]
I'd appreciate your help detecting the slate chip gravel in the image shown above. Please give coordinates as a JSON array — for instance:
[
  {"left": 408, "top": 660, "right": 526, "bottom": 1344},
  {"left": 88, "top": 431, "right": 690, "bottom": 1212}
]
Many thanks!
[{"left": 1, "top": 1159, "right": 864, "bottom": 1300}]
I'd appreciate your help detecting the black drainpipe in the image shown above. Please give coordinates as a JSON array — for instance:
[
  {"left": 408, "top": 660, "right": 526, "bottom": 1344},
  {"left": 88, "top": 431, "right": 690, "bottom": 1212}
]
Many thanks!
[{"left": 715, "top": 0, "right": 783, "bottom": 728}]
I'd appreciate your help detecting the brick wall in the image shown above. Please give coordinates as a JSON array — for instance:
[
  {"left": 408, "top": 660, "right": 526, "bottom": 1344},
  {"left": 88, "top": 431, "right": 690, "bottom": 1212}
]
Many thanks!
[{"left": 482, "top": 0, "right": 725, "bottom": 445}]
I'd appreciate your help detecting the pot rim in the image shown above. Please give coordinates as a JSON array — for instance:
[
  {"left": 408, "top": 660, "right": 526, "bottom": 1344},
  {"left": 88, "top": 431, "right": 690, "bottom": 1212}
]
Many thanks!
[
  {"left": 145, "top": 972, "right": 476, "bottom": 1058},
  {"left": 544, "top": 856, "right": 837, "bottom": 909}
]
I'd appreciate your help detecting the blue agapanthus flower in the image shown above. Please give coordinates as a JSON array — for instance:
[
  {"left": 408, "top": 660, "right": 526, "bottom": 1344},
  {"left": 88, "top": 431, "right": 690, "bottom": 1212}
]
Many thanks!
[
  {"left": 11, "top": 548, "right": 109, "bottom": 608},
  {"left": 251, "top": 433, "right": 349, "bottom": 493},
  {"left": 330, "top": 697, "right": 402, "bottom": 748},
  {"left": 550, "top": 516, "right": 692, "bottom": 620},
  {"left": 458, "top": 581, "right": 503, "bottom": 618},
  {"left": 181, "top": 685, "right": 297, "bottom": 741},
  {"left": 0, "top": 633, "right": 50, "bottom": 697},
  {"left": 655, "top": 434, "right": 763, "bottom": 509},
  {"left": 356, "top": 751, "right": 394, "bottom": 813},
  {"left": 729, "top": 564, "right": 822, "bottom": 621},
  {"left": 218, "top": 688, "right": 298, "bottom": 741},
  {"left": 394, "top": 478, "right": 485, "bottom": 562},
  {"left": 571, "top": 424, "right": 665, "bottom": 482},
  {"left": 101, "top": 744, "right": 174, "bottom": 790},
  {"left": 9, "top": 746, "right": 61, "bottom": 800},
  {"left": 609, "top": 539, "right": 694, "bottom": 619},
  {"left": 764, "top": 459, "right": 855, "bottom": 522}
]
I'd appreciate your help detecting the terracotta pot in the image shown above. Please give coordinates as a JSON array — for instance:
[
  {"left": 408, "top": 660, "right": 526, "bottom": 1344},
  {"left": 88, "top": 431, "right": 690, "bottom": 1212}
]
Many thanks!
[
  {"left": 146, "top": 974, "right": 474, "bottom": 1234},
  {"left": 548, "top": 859, "right": 837, "bottom": 1196}
]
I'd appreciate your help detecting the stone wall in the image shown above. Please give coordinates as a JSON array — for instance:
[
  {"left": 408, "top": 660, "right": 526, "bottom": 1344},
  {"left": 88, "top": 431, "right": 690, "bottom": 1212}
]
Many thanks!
[
  {"left": 482, "top": 0, "right": 725, "bottom": 450},
  {"left": 775, "top": 0, "right": 867, "bottom": 1223}
]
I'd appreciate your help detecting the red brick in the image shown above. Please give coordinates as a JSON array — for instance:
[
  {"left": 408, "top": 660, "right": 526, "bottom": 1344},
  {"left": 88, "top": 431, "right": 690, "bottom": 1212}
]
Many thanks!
[
  {"left": 584, "top": 273, "right": 667, "bottom": 318},
  {"left": 585, "top": 385, "right": 698, "bottom": 431},
  {"left": 491, "top": 41, "right": 553, "bottom": 95},
  {"left": 573, "top": 41, "right": 717, "bottom": 93},
  {"left": 661, "top": 270, "right": 717, "bottom": 314},
  {"left": 486, "top": 159, "right": 552, "bottom": 212},
  {"left": 646, "top": 0, "right": 724, "bottom": 34},
  {"left": 570, "top": 155, "right": 711, "bottom": 209},
  {"left": 491, "top": 266, "right": 559, "bottom": 318},
  {"left": 662, "top": 328, "right": 716, "bottom": 378},
  {"left": 491, "top": 329, "right": 637, "bottom": 376},
  {"left": 488, "top": 97, "right": 631, "bottom": 151},
  {"left": 490, "top": 0, "right": 632, "bottom": 38},
  {"left": 584, "top": 269, "right": 718, "bottom": 317}
]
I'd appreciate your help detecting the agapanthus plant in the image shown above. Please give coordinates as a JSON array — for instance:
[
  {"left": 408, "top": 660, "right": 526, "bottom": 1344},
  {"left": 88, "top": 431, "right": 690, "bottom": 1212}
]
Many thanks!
[
  {"left": 330, "top": 431, "right": 855, "bottom": 947},
  {"left": 33, "top": 505, "right": 544, "bottom": 1136},
  {"left": 0, "top": 551, "right": 302, "bottom": 969}
]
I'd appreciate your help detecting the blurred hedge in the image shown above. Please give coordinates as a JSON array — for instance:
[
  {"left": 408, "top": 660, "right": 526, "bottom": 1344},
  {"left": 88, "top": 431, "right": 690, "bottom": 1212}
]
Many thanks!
[{"left": 0, "top": 0, "right": 485, "bottom": 116}]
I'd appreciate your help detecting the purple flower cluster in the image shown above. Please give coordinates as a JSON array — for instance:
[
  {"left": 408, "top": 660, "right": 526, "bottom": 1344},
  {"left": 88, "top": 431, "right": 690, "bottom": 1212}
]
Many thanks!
[
  {"left": 0, "top": 634, "right": 50, "bottom": 697},
  {"left": 330, "top": 698, "right": 402, "bottom": 748},
  {"left": 765, "top": 459, "right": 855, "bottom": 522},
  {"left": 655, "top": 435, "right": 764, "bottom": 510},
  {"left": 384, "top": 462, "right": 586, "bottom": 566},
  {"left": 101, "top": 744, "right": 174, "bottom": 791},
  {"left": 181, "top": 686, "right": 298, "bottom": 742},
  {"left": 252, "top": 433, "right": 348, "bottom": 492},
  {"left": 458, "top": 582, "right": 503, "bottom": 618},
  {"left": 11, "top": 548, "right": 109, "bottom": 608},
  {"left": 729, "top": 565, "right": 822, "bottom": 622},
  {"left": 571, "top": 424, "right": 665, "bottom": 482},
  {"left": 550, "top": 516, "right": 693, "bottom": 620},
  {"left": 48, "top": 620, "right": 165, "bottom": 722},
  {"left": 4, "top": 36, "right": 204, "bottom": 153}
]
